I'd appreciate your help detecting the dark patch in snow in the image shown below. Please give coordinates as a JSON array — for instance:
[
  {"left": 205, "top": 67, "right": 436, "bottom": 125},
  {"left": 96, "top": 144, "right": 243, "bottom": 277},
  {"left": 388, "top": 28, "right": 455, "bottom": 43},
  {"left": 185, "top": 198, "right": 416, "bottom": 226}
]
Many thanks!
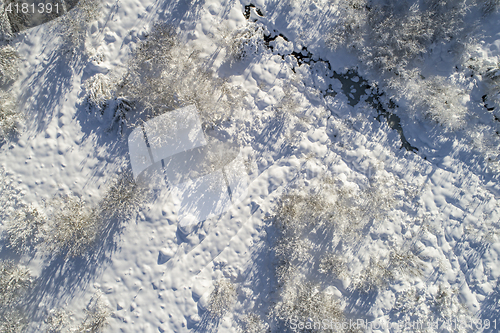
[
  {"left": 243, "top": 4, "right": 264, "bottom": 21},
  {"left": 240, "top": 9, "right": 419, "bottom": 152}
]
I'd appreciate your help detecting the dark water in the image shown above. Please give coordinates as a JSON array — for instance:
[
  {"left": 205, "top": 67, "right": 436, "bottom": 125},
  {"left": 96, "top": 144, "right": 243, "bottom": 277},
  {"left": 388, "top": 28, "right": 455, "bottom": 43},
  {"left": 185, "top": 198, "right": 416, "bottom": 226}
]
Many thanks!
[{"left": 244, "top": 4, "right": 418, "bottom": 153}]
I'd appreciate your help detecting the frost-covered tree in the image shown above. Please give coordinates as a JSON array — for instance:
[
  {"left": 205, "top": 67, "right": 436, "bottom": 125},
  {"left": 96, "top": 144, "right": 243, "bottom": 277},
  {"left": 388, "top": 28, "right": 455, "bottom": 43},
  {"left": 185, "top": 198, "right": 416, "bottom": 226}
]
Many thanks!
[
  {"left": 99, "top": 172, "right": 149, "bottom": 220},
  {"left": 119, "top": 23, "right": 245, "bottom": 127},
  {"left": 82, "top": 72, "right": 133, "bottom": 134},
  {"left": 271, "top": 279, "right": 350, "bottom": 332},
  {"left": 0, "top": 310, "right": 28, "bottom": 333},
  {"left": 43, "top": 308, "right": 72, "bottom": 333},
  {"left": 0, "top": 1, "right": 13, "bottom": 41},
  {"left": 76, "top": 291, "right": 111, "bottom": 333},
  {"left": 3, "top": 205, "right": 45, "bottom": 254},
  {"left": 42, "top": 194, "right": 102, "bottom": 258},
  {"left": 0, "top": 90, "right": 20, "bottom": 142},
  {"left": 353, "top": 257, "right": 393, "bottom": 293},
  {"left": 0, "top": 261, "right": 32, "bottom": 332},
  {"left": 238, "top": 313, "right": 268, "bottom": 333},
  {"left": 319, "top": 252, "right": 348, "bottom": 279},
  {"left": 207, "top": 279, "right": 237, "bottom": 318},
  {"left": 326, "top": 0, "right": 481, "bottom": 130},
  {"left": 55, "top": 0, "right": 101, "bottom": 52},
  {"left": 0, "top": 45, "right": 18, "bottom": 87},
  {"left": 327, "top": 0, "right": 470, "bottom": 73},
  {"left": 388, "top": 73, "right": 470, "bottom": 130},
  {"left": 0, "top": 260, "right": 34, "bottom": 308}
]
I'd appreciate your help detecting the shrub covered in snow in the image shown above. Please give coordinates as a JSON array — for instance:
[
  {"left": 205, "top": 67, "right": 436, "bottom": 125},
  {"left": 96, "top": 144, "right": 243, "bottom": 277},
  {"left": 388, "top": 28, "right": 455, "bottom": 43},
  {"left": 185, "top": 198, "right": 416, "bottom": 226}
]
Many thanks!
[
  {"left": 57, "top": 0, "right": 101, "bottom": 51},
  {"left": 0, "top": 260, "right": 34, "bottom": 308},
  {"left": 0, "top": 45, "right": 18, "bottom": 87},
  {"left": 238, "top": 313, "right": 268, "bottom": 333},
  {"left": 43, "top": 308, "right": 72, "bottom": 333},
  {"left": 318, "top": 252, "right": 348, "bottom": 279},
  {"left": 215, "top": 23, "right": 266, "bottom": 64},
  {"left": 0, "top": 310, "right": 28, "bottom": 333},
  {"left": 271, "top": 279, "right": 350, "bottom": 332},
  {"left": 42, "top": 194, "right": 102, "bottom": 258},
  {"left": 327, "top": 0, "right": 471, "bottom": 73},
  {"left": 119, "top": 23, "right": 245, "bottom": 126},
  {"left": 0, "top": 2, "right": 13, "bottom": 40},
  {"left": 389, "top": 74, "right": 470, "bottom": 130},
  {"left": 0, "top": 90, "right": 20, "bottom": 142},
  {"left": 3, "top": 205, "right": 45, "bottom": 254},
  {"left": 83, "top": 72, "right": 134, "bottom": 134},
  {"left": 76, "top": 291, "right": 111, "bottom": 333},
  {"left": 207, "top": 279, "right": 237, "bottom": 318},
  {"left": 326, "top": 0, "right": 482, "bottom": 130},
  {"left": 352, "top": 257, "right": 393, "bottom": 293},
  {"left": 99, "top": 172, "right": 149, "bottom": 220},
  {"left": 83, "top": 73, "right": 115, "bottom": 112},
  {"left": 0, "top": 260, "right": 32, "bottom": 332}
]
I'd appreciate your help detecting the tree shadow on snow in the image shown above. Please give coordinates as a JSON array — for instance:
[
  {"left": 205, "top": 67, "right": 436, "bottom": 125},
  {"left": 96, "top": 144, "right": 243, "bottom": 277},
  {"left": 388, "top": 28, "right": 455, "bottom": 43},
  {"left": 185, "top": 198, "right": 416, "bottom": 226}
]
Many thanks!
[
  {"left": 24, "top": 214, "right": 126, "bottom": 321},
  {"left": 19, "top": 45, "right": 87, "bottom": 135}
]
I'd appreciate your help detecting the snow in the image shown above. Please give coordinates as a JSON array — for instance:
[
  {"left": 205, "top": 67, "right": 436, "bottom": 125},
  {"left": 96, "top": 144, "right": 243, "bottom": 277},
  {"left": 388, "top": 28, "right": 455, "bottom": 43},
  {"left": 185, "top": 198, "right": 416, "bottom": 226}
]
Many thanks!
[{"left": 2, "top": 0, "right": 500, "bottom": 332}]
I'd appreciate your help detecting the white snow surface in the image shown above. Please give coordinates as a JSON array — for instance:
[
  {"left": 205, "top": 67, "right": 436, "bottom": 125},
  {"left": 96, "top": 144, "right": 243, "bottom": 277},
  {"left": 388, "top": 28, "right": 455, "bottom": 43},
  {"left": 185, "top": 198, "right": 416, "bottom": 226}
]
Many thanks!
[{"left": 1, "top": 0, "right": 500, "bottom": 332}]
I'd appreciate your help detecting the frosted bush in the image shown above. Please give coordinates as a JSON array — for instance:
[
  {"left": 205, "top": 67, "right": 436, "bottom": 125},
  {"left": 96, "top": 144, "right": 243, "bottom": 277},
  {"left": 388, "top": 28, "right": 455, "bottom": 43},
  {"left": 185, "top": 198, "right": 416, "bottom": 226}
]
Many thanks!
[
  {"left": 275, "top": 259, "right": 297, "bottom": 285},
  {"left": 57, "top": 0, "right": 101, "bottom": 51},
  {"left": 433, "top": 284, "right": 471, "bottom": 325},
  {"left": 481, "top": 0, "right": 500, "bottom": 13},
  {"left": 0, "top": 45, "right": 18, "bottom": 86},
  {"left": 326, "top": 0, "right": 367, "bottom": 51},
  {"left": 0, "top": 310, "right": 28, "bottom": 333},
  {"left": 326, "top": 0, "right": 475, "bottom": 130},
  {"left": 485, "top": 66, "right": 500, "bottom": 109},
  {"left": 0, "top": 260, "right": 34, "bottom": 308},
  {"left": 82, "top": 74, "right": 133, "bottom": 134},
  {"left": 274, "top": 193, "right": 327, "bottom": 236},
  {"left": 353, "top": 257, "right": 393, "bottom": 293},
  {"left": 44, "top": 309, "right": 72, "bottom": 333},
  {"left": 389, "top": 74, "right": 469, "bottom": 130},
  {"left": 239, "top": 313, "right": 268, "bottom": 333},
  {"left": 207, "top": 279, "right": 237, "bottom": 318},
  {"left": 420, "top": 76, "right": 469, "bottom": 130},
  {"left": 0, "top": 2, "right": 13, "bottom": 40},
  {"left": 318, "top": 253, "right": 348, "bottom": 279},
  {"left": 328, "top": 0, "right": 468, "bottom": 73},
  {"left": 120, "top": 23, "right": 245, "bottom": 126},
  {"left": 100, "top": 172, "right": 148, "bottom": 220},
  {"left": 389, "top": 249, "right": 427, "bottom": 279},
  {"left": 272, "top": 279, "right": 347, "bottom": 331},
  {"left": 76, "top": 291, "right": 111, "bottom": 333},
  {"left": 41, "top": 174, "right": 146, "bottom": 258},
  {"left": 275, "top": 236, "right": 312, "bottom": 265},
  {"left": 0, "top": 90, "right": 20, "bottom": 142},
  {"left": 215, "top": 23, "right": 266, "bottom": 63},
  {"left": 43, "top": 194, "right": 102, "bottom": 258},
  {"left": 3, "top": 205, "right": 45, "bottom": 254},
  {"left": 83, "top": 74, "right": 115, "bottom": 112}
]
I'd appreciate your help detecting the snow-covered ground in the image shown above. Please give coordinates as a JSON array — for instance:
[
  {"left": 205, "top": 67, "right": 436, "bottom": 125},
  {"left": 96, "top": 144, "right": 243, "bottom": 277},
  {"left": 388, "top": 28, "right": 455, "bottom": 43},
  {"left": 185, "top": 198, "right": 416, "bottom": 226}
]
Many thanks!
[{"left": 2, "top": 0, "right": 500, "bottom": 332}]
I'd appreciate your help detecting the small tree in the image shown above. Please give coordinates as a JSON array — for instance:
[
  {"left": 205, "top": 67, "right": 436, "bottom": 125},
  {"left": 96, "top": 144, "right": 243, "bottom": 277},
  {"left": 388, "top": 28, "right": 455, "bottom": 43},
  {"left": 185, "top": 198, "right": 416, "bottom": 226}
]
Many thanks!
[
  {"left": 0, "top": 45, "right": 19, "bottom": 87},
  {"left": 207, "top": 279, "right": 237, "bottom": 318},
  {"left": 0, "top": 310, "right": 28, "bottom": 333},
  {"left": 119, "top": 23, "right": 245, "bottom": 127},
  {"left": 43, "top": 308, "right": 72, "bottom": 333},
  {"left": 3, "top": 205, "right": 45, "bottom": 254},
  {"left": 77, "top": 291, "right": 111, "bottom": 333},
  {"left": 42, "top": 195, "right": 102, "bottom": 258},
  {"left": 99, "top": 172, "right": 148, "bottom": 220},
  {"left": 0, "top": 90, "right": 20, "bottom": 143}
]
